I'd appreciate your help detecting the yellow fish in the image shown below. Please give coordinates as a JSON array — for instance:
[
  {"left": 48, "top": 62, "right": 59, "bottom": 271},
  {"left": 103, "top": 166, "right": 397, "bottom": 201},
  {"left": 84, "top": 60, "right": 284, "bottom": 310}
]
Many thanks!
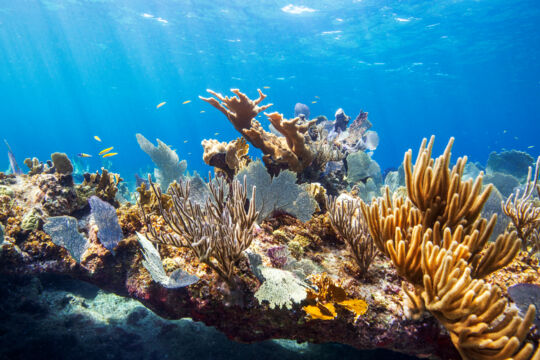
[
  {"left": 156, "top": 101, "right": 166, "bottom": 109},
  {"left": 214, "top": 132, "right": 219, "bottom": 136},
  {"left": 314, "top": 96, "right": 320, "bottom": 99},
  {"left": 182, "top": 100, "right": 191, "bottom": 104},
  {"left": 184, "top": 140, "right": 188, "bottom": 143},
  {"left": 98, "top": 147, "right": 114, "bottom": 155},
  {"left": 102, "top": 152, "right": 118, "bottom": 158},
  {"left": 528, "top": 145, "right": 534, "bottom": 148},
  {"left": 263, "top": 86, "right": 270, "bottom": 89},
  {"left": 77, "top": 153, "right": 92, "bottom": 158},
  {"left": 94, "top": 136, "right": 102, "bottom": 142},
  {"left": 312, "top": 101, "right": 317, "bottom": 104},
  {"left": 200, "top": 110, "right": 205, "bottom": 113}
]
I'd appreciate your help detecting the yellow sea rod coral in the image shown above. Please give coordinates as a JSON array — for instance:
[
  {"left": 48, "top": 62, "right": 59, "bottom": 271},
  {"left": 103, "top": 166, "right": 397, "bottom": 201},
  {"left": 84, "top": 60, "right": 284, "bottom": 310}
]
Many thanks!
[{"left": 361, "top": 136, "right": 538, "bottom": 360}]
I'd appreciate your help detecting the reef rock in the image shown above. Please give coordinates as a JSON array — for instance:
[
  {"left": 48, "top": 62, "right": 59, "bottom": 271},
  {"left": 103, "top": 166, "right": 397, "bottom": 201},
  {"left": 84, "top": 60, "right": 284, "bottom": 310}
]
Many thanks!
[{"left": 487, "top": 150, "right": 535, "bottom": 182}]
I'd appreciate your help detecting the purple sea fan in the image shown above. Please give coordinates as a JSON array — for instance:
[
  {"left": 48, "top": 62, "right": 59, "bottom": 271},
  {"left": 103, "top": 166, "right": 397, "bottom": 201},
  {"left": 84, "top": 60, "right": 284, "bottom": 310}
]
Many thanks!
[
  {"left": 89, "top": 195, "right": 123, "bottom": 254},
  {"left": 267, "top": 245, "right": 289, "bottom": 268}
]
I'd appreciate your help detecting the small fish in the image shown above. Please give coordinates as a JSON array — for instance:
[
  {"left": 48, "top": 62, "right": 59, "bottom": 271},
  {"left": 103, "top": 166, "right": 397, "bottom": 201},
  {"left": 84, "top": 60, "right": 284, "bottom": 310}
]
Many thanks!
[
  {"left": 503, "top": 130, "right": 507, "bottom": 133},
  {"left": 98, "top": 146, "right": 114, "bottom": 155},
  {"left": 314, "top": 96, "right": 320, "bottom": 99},
  {"left": 102, "top": 152, "right": 118, "bottom": 158},
  {"left": 200, "top": 110, "right": 205, "bottom": 113},
  {"left": 263, "top": 86, "right": 270, "bottom": 89},
  {"left": 156, "top": 101, "right": 167, "bottom": 109},
  {"left": 514, "top": 136, "right": 519, "bottom": 140},
  {"left": 184, "top": 140, "right": 188, "bottom": 143},
  {"left": 311, "top": 101, "right": 317, "bottom": 104},
  {"left": 214, "top": 132, "right": 219, "bottom": 136},
  {"left": 94, "top": 136, "right": 102, "bottom": 142},
  {"left": 188, "top": 152, "right": 192, "bottom": 155},
  {"left": 182, "top": 100, "right": 191, "bottom": 104},
  {"left": 528, "top": 145, "right": 534, "bottom": 149},
  {"left": 77, "top": 153, "right": 92, "bottom": 158}
]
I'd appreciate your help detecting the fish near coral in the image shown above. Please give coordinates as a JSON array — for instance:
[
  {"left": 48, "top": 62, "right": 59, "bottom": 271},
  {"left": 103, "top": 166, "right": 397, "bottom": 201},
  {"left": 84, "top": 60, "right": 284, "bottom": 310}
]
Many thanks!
[{"left": 98, "top": 147, "right": 114, "bottom": 155}]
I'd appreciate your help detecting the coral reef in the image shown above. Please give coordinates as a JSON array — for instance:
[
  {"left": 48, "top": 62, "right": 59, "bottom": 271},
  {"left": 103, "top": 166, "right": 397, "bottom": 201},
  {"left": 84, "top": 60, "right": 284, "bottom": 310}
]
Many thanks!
[
  {"left": 0, "top": 129, "right": 538, "bottom": 360},
  {"left": 361, "top": 136, "right": 538, "bottom": 360},
  {"left": 82, "top": 168, "right": 123, "bottom": 205}
]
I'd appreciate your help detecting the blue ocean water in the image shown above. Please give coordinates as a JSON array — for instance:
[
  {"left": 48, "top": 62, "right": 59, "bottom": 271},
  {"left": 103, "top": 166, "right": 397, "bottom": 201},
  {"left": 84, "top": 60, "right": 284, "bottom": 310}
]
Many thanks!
[{"left": 1, "top": 0, "right": 539, "bottom": 180}]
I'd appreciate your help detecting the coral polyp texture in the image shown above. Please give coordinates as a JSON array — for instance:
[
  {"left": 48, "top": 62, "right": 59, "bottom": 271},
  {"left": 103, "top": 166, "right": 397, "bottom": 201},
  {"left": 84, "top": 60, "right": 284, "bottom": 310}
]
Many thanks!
[{"left": 0, "top": 123, "right": 538, "bottom": 359}]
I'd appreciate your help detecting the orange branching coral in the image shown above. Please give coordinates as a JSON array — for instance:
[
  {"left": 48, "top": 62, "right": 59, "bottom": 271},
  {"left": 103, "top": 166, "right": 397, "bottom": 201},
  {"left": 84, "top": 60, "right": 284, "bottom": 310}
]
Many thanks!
[
  {"left": 303, "top": 273, "right": 368, "bottom": 321},
  {"left": 200, "top": 89, "right": 316, "bottom": 173},
  {"left": 361, "top": 136, "right": 537, "bottom": 360},
  {"left": 201, "top": 137, "right": 250, "bottom": 179},
  {"left": 503, "top": 156, "right": 540, "bottom": 255},
  {"left": 199, "top": 88, "right": 272, "bottom": 132}
]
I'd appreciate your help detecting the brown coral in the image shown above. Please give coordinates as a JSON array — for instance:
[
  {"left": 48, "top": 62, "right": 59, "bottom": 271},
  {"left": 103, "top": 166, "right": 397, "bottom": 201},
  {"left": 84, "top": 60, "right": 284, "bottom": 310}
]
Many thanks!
[
  {"left": 326, "top": 196, "right": 377, "bottom": 277},
  {"left": 201, "top": 137, "right": 250, "bottom": 179},
  {"left": 142, "top": 175, "right": 258, "bottom": 286},
  {"left": 361, "top": 136, "right": 537, "bottom": 360},
  {"left": 82, "top": 168, "right": 122, "bottom": 205},
  {"left": 200, "top": 89, "right": 316, "bottom": 174}
]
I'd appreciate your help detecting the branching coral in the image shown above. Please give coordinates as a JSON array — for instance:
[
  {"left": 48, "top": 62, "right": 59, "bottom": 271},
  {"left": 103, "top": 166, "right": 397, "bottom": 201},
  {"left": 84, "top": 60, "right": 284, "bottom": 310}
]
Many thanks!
[
  {"left": 142, "top": 175, "right": 258, "bottom": 286},
  {"left": 360, "top": 136, "right": 537, "bottom": 360},
  {"left": 503, "top": 156, "right": 540, "bottom": 256},
  {"left": 200, "top": 89, "right": 316, "bottom": 174},
  {"left": 326, "top": 197, "right": 377, "bottom": 277}
]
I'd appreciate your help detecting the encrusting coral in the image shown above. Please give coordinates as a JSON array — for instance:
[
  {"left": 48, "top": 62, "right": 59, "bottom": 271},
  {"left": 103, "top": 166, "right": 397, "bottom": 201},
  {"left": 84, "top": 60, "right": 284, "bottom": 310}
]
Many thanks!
[
  {"left": 142, "top": 175, "right": 258, "bottom": 286},
  {"left": 200, "top": 89, "right": 316, "bottom": 174},
  {"left": 503, "top": 156, "right": 540, "bottom": 256},
  {"left": 360, "top": 136, "right": 538, "bottom": 360},
  {"left": 302, "top": 273, "right": 368, "bottom": 321}
]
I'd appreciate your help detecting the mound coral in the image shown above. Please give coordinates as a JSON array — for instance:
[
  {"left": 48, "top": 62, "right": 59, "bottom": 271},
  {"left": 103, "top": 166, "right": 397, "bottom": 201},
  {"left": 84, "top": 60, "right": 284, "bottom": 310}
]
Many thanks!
[{"left": 360, "top": 136, "right": 538, "bottom": 360}]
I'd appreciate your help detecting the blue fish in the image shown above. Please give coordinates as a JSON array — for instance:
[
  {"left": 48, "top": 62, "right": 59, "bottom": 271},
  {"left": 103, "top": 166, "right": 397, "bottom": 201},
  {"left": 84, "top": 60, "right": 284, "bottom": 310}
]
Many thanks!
[{"left": 4, "top": 139, "right": 22, "bottom": 174}]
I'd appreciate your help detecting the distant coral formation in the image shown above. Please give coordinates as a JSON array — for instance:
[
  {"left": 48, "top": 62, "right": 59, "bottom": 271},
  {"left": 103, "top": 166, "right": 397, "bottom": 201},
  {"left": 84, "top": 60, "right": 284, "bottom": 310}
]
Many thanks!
[{"left": 136, "top": 133, "right": 187, "bottom": 191}]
